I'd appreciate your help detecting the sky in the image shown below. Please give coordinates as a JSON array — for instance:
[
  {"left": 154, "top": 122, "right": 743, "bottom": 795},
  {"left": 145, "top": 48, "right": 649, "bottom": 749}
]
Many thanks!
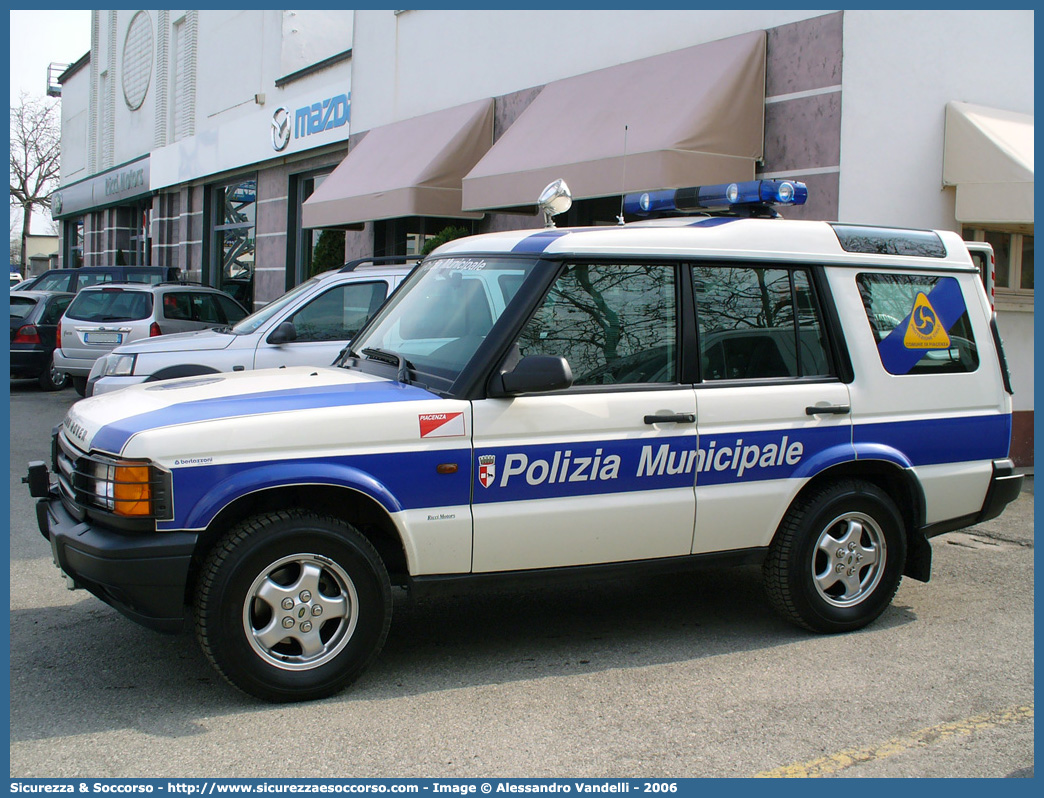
[{"left": 9, "top": 9, "right": 92, "bottom": 237}]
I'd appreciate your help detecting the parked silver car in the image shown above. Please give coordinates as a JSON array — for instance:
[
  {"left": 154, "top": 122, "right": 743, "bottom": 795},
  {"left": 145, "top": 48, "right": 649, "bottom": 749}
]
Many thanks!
[
  {"left": 55, "top": 282, "right": 248, "bottom": 395},
  {"left": 87, "top": 259, "right": 414, "bottom": 397}
]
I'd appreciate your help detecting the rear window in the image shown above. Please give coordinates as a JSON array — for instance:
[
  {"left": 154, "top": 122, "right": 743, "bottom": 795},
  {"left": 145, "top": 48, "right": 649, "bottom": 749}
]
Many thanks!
[
  {"left": 9, "top": 296, "right": 38, "bottom": 320},
  {"left": 66, "top": 289, "right": 153, "bottom": 322},
  {"left": 857, "top": 273, "right": 978, "bottom": 375}
]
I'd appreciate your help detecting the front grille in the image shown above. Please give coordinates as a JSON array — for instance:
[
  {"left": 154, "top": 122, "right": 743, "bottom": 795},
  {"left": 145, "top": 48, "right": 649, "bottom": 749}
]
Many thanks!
[{"left": 54, "top": 430, "right": 172, "bottom": 521}]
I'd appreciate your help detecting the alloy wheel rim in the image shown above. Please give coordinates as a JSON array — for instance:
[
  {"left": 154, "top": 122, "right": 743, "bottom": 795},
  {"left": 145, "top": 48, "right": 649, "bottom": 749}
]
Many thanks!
[
  {"left": 811, "top": 511, "right": 886, "bottom": 607},
  {"left": 243, "top": 553, "right": 359, "bottom": 671}
]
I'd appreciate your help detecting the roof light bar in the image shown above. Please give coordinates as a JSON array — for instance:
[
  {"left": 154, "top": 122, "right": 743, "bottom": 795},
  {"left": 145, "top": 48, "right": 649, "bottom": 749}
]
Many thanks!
[{"left": 624, "top": 179, "right": 808, "bottom": 217}]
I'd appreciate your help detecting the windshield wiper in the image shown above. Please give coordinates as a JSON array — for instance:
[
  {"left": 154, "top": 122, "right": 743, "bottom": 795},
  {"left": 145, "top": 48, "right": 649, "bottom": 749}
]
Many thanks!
[{"left": 362, "top": 347, "right": 413, "bottom": 384}]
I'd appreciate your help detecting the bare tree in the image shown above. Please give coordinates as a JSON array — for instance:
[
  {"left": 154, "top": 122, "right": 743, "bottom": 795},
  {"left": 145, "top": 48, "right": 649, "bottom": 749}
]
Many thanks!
[{"left": 10, "top": 92, "right": 61, "bottom": 270}]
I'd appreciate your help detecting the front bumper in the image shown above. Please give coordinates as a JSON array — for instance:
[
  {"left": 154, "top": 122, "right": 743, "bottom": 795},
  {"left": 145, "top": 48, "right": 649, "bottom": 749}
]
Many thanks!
[{"left": 31, "top": 475, "right": 197, "bottom": 633}]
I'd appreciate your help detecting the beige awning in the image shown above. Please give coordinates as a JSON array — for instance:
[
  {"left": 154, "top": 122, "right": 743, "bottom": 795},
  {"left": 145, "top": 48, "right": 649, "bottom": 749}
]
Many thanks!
[
  {"left": 461, "top": 31, "right": 766, "bottom": 211},
  {"left": 302, "top": 98, "right": 494, "bottom": 227},
  {"left": 943, "top": 101, "right": 1034, "bottom": 224}
]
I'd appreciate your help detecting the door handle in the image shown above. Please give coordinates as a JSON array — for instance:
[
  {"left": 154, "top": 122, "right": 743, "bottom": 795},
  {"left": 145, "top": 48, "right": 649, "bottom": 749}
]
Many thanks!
[
  {"left": 643, "top": 413, "right": 696, "bottom": 425},
  {"left": 806, "top": 404, "right": 851, "bottom": 416}
]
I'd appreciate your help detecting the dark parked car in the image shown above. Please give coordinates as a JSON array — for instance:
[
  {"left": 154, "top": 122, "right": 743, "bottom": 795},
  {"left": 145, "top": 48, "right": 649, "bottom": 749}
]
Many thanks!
[
  {"left": 10, "top": 290, "right": 75, "bottom": 390},
  {"left": 19, "top": 265, "right": 180, "bottom": 294}
]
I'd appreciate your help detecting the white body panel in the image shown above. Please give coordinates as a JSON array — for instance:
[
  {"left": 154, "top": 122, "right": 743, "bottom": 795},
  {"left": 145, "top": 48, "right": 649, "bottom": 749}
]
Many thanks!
[{"left": 470, "top": 391, "right": 697, "bottom": 571}]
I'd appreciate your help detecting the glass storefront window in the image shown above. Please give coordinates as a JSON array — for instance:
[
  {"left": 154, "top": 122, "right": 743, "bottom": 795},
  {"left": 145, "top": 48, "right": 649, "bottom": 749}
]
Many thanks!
[{"left": 211, "top": 178, "right": 256, "bottom": 308}]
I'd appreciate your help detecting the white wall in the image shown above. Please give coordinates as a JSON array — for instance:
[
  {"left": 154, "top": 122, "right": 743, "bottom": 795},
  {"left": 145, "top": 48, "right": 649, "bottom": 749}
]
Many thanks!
[
  {"left": 59, "top": 66, "right": 90, "bottom": 183},
  {"left": 350, "top": 9, "right": 820, "bottom": 131},
  {"left": 837, "top": 10, "right": 1034, "bottom": 230},
  {"left": 281, "top": 10, "right": 353, "bottom": 76},
  {"left": 997, "top": 309, "right": 1034, "bottom": 411}
]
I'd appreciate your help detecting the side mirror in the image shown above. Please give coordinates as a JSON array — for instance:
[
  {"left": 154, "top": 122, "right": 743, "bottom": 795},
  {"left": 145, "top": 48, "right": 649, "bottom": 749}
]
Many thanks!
[
  {"left": 267, "top": 321, "right": 298, "bottom": 345},
  {"left": 488, "top": 355, "right": 573, "bottom": 397}
]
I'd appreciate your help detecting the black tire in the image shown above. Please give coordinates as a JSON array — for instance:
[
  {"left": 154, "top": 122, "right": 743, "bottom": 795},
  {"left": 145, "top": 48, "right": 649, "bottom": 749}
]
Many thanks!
[
  {"left": 763, "top": 480, "right": 906, "bottom": 633},
  {"left": 38, "top": 362, "right": 69, "bottom": 391},
  {"left": 195, "top": 510, "right": 392, "bottom": 702},
  {"left": 72, "top": 376, "right": 87, "bottom": 397}
]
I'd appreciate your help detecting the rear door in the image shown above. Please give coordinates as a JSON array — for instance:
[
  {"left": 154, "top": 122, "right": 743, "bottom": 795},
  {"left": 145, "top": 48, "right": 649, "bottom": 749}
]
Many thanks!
[{"left": 691, "top": 263, "right": 853, "bottom": 554}]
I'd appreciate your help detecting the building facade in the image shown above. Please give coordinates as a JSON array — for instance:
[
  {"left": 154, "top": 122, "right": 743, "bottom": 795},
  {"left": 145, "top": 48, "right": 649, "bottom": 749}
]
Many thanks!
[{"left": 52, "top": 9, "right": 1034, "bottom": 464}]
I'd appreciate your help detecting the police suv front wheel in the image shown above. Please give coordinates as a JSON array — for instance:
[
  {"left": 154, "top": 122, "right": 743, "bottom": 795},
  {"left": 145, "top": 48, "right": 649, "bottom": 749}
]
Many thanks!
[
  {"left": 763, "top": 480, "right": 906, "bottom": 633},
  {"left": 195, "top": 510, "right": 392, "bottom": 702}
]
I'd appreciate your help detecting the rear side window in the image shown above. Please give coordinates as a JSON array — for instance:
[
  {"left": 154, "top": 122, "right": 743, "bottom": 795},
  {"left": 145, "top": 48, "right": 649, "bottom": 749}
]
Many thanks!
[
  {"left": 30, "top": 273, "right": 74, "bottom": 293},
  {"left": 76, "top": 273, "right": 114, "bottom": 290},
  {"left": 124, "top": 270, "right": 164, "bottom": 285},
  {"left": 66, "top": 290, "right": 153, "bottom": 322},
  {"left": 694, "top": 266, "right": 833, "bottom": 380},
  {"left": 857, "top": 273, "right": 979, "bottom": 375}
]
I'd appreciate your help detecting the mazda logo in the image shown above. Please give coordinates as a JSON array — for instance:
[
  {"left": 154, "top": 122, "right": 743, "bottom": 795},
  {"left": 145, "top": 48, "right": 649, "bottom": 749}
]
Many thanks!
[{"left": 271, "top": 106, "right": 291, "bottom": 152}]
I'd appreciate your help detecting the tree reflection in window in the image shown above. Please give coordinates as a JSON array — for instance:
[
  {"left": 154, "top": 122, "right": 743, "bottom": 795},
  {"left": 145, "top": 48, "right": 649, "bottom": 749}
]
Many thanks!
[
  {"left": 517, "top": 263, "right": 677, "bottom": 385},
  {"left": 694, "top": 266, "right": 831, "bottom": 380}
]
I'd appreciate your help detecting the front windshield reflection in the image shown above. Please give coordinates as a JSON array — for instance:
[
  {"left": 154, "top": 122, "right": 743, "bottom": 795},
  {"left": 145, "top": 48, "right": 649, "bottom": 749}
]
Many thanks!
[{"left": 346, "top": 257, "right": 539, "bottom": 390}]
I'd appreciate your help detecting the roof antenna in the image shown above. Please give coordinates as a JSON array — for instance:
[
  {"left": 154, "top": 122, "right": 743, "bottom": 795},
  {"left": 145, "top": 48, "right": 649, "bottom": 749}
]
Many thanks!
[{"left": 617, "top": 124, "right": 629, "bottom": 226}]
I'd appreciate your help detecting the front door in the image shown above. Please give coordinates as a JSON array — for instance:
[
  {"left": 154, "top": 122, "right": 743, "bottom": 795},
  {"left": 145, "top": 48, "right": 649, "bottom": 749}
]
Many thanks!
[
  {"left": 252, "top": 279, "right": 391, "bottom": 370},
  {"left": 471, "top": 261, "right": 697, "bottom": 572}
]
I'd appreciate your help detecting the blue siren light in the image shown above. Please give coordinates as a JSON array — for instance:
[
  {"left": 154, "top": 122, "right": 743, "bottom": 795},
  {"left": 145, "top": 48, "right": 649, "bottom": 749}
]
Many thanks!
[{"left": 623, "top": 179, "right": 808, "bottom": 217}]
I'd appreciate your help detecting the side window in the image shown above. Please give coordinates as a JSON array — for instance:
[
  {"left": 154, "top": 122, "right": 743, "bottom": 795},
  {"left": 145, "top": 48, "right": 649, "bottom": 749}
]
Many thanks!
[
  {"left": 290, "top": 281, "right": 388, "bottom": 342},
  {"left": 694, "top": 266, "right": 832, "bottom": 381},
  {"left": 41, "top": 296, "right": 72, "bottom": 325},
  {"left": 517, "top": 263, "right": 677, "bottom": 385},
  {"left": 77, "top": 273, "right": 113, "bottom": 289},
  {"left": 857, "top": 273, "right": 979, "bottom": 375},
  {"left": 191, "top": 293, "right": 224, "bottom": 324},
  {"left": 215, "top": 294, "right": 248, "bottom": 324},
  {"left": 33, "top": 274, "right": 73, "bottom": 292},
  {"left": 125, "top": 270, "right": 163, "bottom": 285}
]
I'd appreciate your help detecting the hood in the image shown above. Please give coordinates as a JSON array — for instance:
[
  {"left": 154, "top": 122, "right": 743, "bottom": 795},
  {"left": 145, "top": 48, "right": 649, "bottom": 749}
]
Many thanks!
[
  {"left": 114, "top": 328, "right": 236, "bottom": 354},
  {"left": 61, "top": 366, "right": 439, "bottom": 455}
]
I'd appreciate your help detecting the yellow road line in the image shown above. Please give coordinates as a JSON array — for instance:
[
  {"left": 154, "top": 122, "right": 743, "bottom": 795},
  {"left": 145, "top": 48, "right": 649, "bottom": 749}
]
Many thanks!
[{"left": 754, "top": 704, "right": 1034, "bottom": 778}]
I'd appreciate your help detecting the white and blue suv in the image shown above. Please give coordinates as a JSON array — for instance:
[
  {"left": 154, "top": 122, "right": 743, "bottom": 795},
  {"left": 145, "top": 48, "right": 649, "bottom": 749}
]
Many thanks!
[
  {"left": 27, "top": 180, "right": 1023, "bottom": 702},
  {"left": 86, "top": 259, "right": 414, "bottom": 397}
]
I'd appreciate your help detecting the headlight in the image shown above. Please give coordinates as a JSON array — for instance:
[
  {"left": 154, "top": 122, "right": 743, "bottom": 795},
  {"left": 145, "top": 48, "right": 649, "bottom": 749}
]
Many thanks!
[
  {"left": 81, "top": 456, "right": 171, "bottom": 518},
  {"left": 95, "top": 353, "right": 137, "bottom": 377}
]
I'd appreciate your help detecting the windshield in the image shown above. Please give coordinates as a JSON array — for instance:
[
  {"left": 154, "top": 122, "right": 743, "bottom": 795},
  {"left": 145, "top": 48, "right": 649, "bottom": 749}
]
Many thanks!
[
  {"left": 230, "top": 276, "right": 322, "bottom": 334},
  {"left": 345, "top": 256, "right": 539, "bottom": 391},
  {"left": 66, "top": 288, "right": 152, "bottom": 322}
]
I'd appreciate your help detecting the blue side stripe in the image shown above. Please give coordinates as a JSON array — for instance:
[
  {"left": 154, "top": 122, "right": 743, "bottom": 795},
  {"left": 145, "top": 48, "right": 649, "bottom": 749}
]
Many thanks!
[
  {"left": 93, "top": 380, "right": 438, "bottom": 454},
  {"left": 854, "top": 413, "right": 1010, "bottom": 465},
  {"left": 157, "top": 413, "right": 1010, "bottom": 528},
  {"left": 686, "top": 217, "right": 740, "bottom": 228},
  {"left": 510, "top": 230, "right": 571, "bottom": 253}
]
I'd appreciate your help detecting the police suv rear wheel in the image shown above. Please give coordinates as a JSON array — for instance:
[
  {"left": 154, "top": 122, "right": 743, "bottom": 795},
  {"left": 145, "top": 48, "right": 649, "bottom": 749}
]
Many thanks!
[
  {"left": 195, "top": 510, "right": 392, "bottom": 702},
  {"left": 763, "top": 480, "right": 906, "bottom": 633}
]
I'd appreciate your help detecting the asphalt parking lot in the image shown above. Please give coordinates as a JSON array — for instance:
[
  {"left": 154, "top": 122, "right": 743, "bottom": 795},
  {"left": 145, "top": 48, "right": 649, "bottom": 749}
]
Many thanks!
[{"left": 8, "top": 382, "right": 1034, "bottom": 778}]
